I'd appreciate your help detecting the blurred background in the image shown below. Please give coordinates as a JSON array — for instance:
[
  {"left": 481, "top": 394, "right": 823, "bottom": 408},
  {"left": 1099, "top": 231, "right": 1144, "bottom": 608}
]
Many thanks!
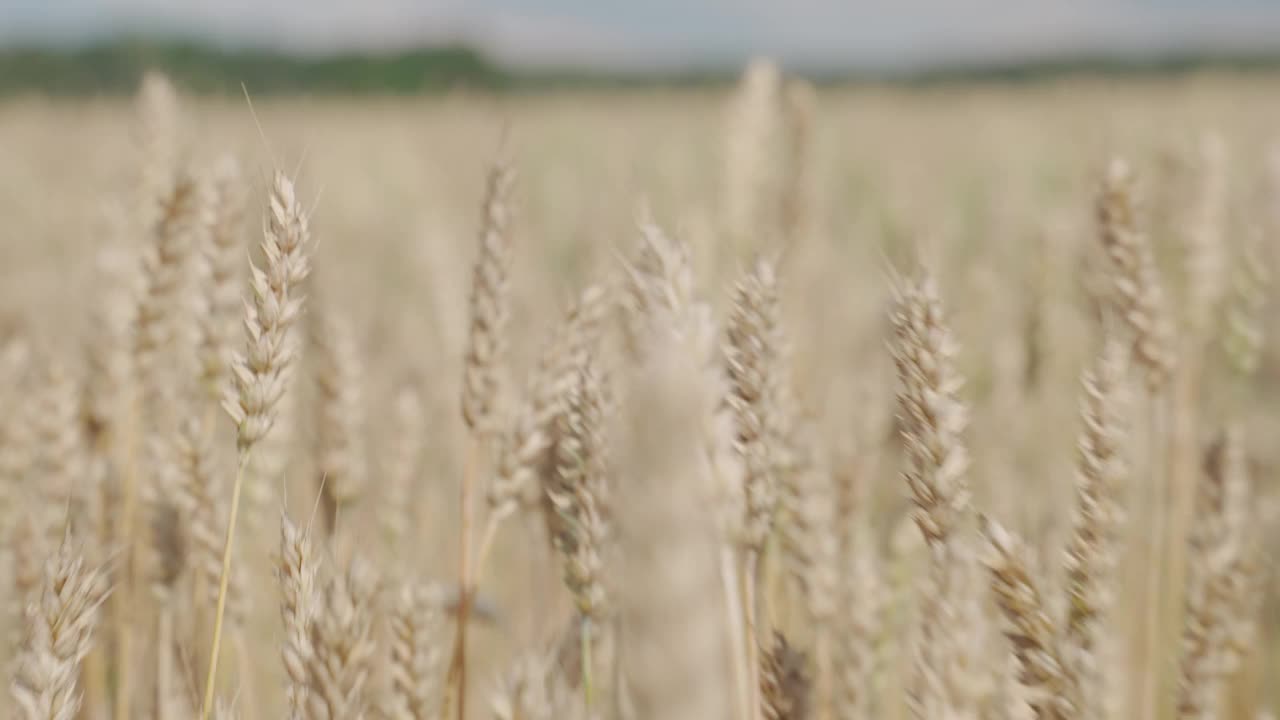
[
  {"left": 3, "top": 3, "right": 1280, "bottom": 719},
  {"left": 7, "top": 0, "right": 1280, "bottom": 93}
]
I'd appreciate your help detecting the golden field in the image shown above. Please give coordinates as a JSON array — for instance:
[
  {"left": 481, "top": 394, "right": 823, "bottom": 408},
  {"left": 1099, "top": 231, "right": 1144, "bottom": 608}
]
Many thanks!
[{"left": 0, "top": 67, "right": 1277, "bottom": 719}]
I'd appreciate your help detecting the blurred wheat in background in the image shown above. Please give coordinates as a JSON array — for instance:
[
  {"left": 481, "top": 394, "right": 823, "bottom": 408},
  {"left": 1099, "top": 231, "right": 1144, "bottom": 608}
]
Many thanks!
[{"left": 0, "top": 56, "right": 1278, "bottom": 720}]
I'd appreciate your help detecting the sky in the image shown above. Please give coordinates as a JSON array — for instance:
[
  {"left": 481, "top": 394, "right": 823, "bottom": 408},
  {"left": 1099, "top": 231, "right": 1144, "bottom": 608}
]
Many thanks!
[{"left": 5, "top": 0, "right": 1280, "bottom": 70}]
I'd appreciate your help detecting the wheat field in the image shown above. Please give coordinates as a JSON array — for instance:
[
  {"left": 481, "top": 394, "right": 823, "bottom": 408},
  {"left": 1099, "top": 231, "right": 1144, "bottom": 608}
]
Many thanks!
[{"left": 0, "top": 64, "right": 1277, "bottom": 720}]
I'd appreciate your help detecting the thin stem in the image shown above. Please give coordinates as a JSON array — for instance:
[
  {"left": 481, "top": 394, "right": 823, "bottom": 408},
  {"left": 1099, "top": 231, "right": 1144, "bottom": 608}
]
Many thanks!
[
  {"left": 113, "top": 396, "right": 141, "bottom": 720},
  {"left": 744, "top": 549, "right": 762, "bottom": 720},
  {"left": 720, "top": 544, "right": 750, "bottom": 720},
  {"left": 612, "top": 615, "right": 628, "bottom": 720},
  {"left": 156, "top": 601, "right": 174, "bottom": 718},
  {"left": 445, "top": 436, "right": 482, "bottom": 720},
  {"left": 474, "top": 514, "right": 502, "bottom": 588},
  {"left": 1162, "top": 360, "right": 1198, "bottom": 718},
  {"left": 199, "top": 451, "right": 252, "bottom": 720},
  {"left": 84, "top": 433, "right": 112, "bottom": 720},
  {"left": 1140, "top": 391, "right": 1168, "bottom": 720},
  {"left": 582, "top": 616, "right": 595, "bottom": 709}
]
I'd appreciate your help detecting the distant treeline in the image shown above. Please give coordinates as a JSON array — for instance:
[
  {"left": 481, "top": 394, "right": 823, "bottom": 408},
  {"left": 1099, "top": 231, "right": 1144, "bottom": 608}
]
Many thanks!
[{"left": 4, "top": 40, "right": 1280, "bottom": 95}]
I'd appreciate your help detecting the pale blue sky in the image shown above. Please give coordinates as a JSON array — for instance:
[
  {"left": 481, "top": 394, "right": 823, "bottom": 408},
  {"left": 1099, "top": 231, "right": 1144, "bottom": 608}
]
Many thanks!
[{"left": 4, "top": 0, "right": 1280, "bottom": 69}]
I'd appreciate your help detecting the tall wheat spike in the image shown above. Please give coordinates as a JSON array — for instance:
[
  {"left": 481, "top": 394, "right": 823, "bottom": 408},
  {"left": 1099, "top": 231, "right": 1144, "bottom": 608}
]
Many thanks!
[
  {"left": 222, "top": 170, "right": 312, "bottom": 453},
  {"left": 205, "top": 169, "right": 313, "bottom": 719},
  {"left": 1061, "top": 337, "right": 1128, "bottom": 720},
  {"left": 888, "top": 267, "right": 978, "bottom": 719},
  {"left": 1096, "top": 157, "right": 1177, "bottom": 720},
  {"left": 1097, "top": 158, "right": 1176, "bottom": 391},
  {"left": 460, "top": 158, "right": 517, "bottom": 437},
  {"left": 725, "top": 255, "right": 785, "bottom": 720},
  {"left": 450, "top": 156, "right": 517, "bottom": 720}
]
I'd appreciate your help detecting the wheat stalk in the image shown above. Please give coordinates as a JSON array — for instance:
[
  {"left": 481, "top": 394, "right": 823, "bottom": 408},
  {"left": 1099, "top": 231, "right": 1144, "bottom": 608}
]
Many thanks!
[
  {"left": 204, "top": 169, "right": 312, "bottom": 720},
  {"left": 888, "top": 266, "right": 978, "bottom": 719},
  {"left": 1097, "top": 157, "right": 1179, "bottom": 720},
  {"left": 1061, "top": 337, "right": 1128, "bottom": 720},
  {"left": 448, "top": 156, "right": 517, "bottom": 720},
  {"left": 725, "top": 256, "right": 785, "bottom": 720}
]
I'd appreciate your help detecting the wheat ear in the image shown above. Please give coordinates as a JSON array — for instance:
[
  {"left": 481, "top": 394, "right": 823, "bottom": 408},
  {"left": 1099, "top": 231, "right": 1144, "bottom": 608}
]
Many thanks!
[
  {"left": 448, "top": 157, "right": 516, "bottom": 720},
  {"left": 385, "top": 581, "right": 444, "bottom": 720},
  {"left": 981, "top": 515, "right": 1074, "bottom": 719},
  {"left": 1062, "top": 337, "right": 1129, "bottom": 720},
  {"left": 760, "top": 631, "right": 810, "bottom": 720},
  {"left": 888, "top": 267, "right": 976, "bottom": 719},
  {"left": 204, "top": 170, "right": 312, "bottom": 719},
  {"left": 725, "top": 256, "right": 784, "bottom": 720},
  {"left": 1097, "top": 157, "right": 1178, "bottom": 720},
  {"left": 304, "top": 557, "right": 380, "bottom": 720},
  {"left": 279, "top": 512, "right": 319, "bottom": 718},
  {"left": 1176, "top": 428, "right": 1253, "bottom": 720},
  {"left": 11, "top": 533, "right": 110, "bottom": 720}
]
